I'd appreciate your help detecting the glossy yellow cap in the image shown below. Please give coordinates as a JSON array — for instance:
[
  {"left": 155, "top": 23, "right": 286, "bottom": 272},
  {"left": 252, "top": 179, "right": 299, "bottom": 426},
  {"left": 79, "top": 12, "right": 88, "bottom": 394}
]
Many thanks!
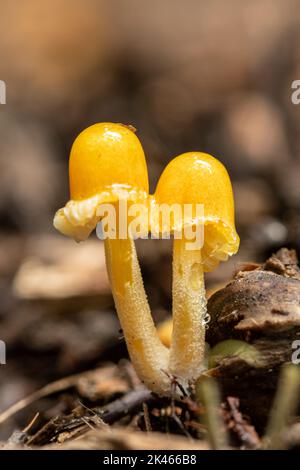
[
  {"left": 152, "top": 152, "right": 239, "bottom": 271},
  {"left": 54, "top": 123, "right": 149, "bottom": 241}
]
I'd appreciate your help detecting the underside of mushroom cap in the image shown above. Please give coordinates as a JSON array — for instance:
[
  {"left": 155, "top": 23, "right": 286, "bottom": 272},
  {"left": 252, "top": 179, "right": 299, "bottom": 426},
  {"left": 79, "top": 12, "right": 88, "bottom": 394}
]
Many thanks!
[
  {"left": 201, "top": 221, "right": 239, "bottom": 271},
  {"left": 54, "top": 187, "right": 148, "bottom": 242}
]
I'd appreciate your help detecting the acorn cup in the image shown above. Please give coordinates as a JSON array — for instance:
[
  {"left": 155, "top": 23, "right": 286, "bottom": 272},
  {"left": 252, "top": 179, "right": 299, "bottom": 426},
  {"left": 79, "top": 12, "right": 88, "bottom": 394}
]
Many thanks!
[{"left": 206, "top": 248, "right": 300, "bottom": 429}]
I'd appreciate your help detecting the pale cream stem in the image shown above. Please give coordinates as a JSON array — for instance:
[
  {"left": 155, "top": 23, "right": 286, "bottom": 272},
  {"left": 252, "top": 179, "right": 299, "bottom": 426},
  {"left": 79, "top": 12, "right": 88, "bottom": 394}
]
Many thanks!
[
  {"left": 169, "top": 237, "right": 206, "bottom": 380},
  {"left": 104, "top": 236, "right": 171, "bottom": 396}
]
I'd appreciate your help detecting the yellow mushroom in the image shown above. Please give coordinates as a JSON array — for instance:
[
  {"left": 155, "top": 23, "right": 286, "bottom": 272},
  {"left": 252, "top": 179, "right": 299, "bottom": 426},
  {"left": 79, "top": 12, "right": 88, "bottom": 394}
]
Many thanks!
[
  {"left": 54, "top": 123, "right": 170, "bottom": 395},
  {"left": 152, "top": 152, "right": 239, "bottom": 381},
  {"left": 157, "top": 318, "right": 173, "bottom": 348}
]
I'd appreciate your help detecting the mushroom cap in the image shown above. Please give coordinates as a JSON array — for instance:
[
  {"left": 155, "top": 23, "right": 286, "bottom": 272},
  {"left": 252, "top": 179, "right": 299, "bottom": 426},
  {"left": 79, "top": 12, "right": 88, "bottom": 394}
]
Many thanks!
[
  {"left": 152, "top": 152, "right": 239, "bottom": 271},
  {"left": 54, "top": 123, "right": 149, "bottom": 241}
]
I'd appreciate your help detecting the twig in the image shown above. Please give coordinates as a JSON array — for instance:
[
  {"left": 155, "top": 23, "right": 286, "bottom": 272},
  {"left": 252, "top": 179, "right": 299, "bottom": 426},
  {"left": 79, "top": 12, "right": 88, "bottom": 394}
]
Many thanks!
[
  {"left": 225, "top": 397, "right": 260, "bottom": 449},
  {"left": 22, "top": 412, "right": 40, "bottom": 434},
  {"left": 170, "top": 377, "right": 193, "bottom": 440},
  {"left": 0, "top": 370, "right": 94, "bottom": 426},
  {"left": 97, "top": 386, "right": 154, "bottom": 424},
  {"left": 142, "top": 403, "right": 152, "bottom": 432},
  {"left": 28, "top": 386, "right": 154, "bottom": 446}
]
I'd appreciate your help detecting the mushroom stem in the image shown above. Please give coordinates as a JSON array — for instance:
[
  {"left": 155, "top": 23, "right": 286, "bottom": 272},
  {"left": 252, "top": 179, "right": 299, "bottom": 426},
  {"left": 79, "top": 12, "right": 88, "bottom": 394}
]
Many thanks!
[
  {"left": 104, "top": 236, "right": 171, "bottom": 396},
  {"left": 169, "top": 237, "right": 206, "bottom": 380}
]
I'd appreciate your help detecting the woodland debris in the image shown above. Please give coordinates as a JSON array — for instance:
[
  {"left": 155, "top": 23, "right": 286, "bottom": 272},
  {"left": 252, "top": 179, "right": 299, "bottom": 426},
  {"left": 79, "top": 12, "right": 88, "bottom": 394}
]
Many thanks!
[
  {"left": 263, "top": 364, "right": 300, "bottom": 450},
  {"left": 208, "top": 248, "right": 300, "bottom": 342},
  {"left": 0, "top": 364, "right": 131, "bottom": 427},
  {"left": 207, "top": 248, "right": 300, "bottom": 428},
  {"left": 48, "top": 428, "right": 209, "bottom": 450},
  {"left": 13, "top": 236, "right": 111, "bottom": 303},
  {"left": 222, "top": 397, "right": 260, "bottom": 449},
  {"left": 27, "top": 387, "right": 153, "bottom": 446}
]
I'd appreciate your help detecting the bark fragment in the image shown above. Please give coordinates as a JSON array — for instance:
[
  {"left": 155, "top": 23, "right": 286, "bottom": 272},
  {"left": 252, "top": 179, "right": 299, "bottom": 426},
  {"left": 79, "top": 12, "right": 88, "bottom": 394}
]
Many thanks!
[{"left": 207, "top": 248, "right": 300, "bottom": 429}]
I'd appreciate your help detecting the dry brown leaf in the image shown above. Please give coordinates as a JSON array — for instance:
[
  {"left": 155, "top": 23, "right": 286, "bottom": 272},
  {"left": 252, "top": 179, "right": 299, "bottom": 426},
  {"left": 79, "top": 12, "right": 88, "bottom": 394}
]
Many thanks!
[{"left": 13, "top": 236, "right": 111, "bottom": 302}]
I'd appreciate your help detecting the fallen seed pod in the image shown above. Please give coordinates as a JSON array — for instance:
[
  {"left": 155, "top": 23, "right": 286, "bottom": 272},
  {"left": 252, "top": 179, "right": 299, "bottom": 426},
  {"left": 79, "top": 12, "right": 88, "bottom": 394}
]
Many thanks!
[{"left": 206, "top": 248, "right": 300, "bottom": 429}]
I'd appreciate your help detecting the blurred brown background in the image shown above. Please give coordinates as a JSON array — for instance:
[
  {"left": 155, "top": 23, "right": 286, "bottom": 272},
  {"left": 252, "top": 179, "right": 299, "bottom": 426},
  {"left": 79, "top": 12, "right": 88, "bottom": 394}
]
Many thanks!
[{"left": 1, "top": 0, "right": 300, "bottom": 438}]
